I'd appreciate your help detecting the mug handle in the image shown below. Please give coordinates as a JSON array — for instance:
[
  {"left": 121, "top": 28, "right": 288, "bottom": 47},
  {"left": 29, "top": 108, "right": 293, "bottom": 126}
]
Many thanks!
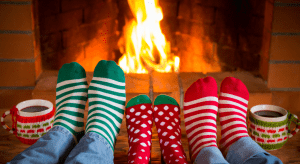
[
  {"left": 1, "top": 106, "right": 18, "bottom": 135},
  {"left": 287, "top": 112, "right": 300, "bottom": 139}
]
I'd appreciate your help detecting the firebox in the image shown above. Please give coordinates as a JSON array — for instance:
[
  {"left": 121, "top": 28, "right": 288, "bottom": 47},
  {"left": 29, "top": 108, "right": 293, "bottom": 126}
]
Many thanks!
[{"left": 38, "top": 0, "right": 264, "bottom": 74}]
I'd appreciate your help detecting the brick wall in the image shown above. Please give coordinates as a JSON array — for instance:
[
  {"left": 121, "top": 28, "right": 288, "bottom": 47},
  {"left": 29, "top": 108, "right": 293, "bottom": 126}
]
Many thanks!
[
  {"left": 266, "top": 0, "right": 300, "bottom": 113},
  {"left": 177, "top": 0, "right": 267, "bottom": 72},
  {"left": 39, "top": 0, "right": 118, "bottom": 71},
  {"left": 0, "top": 0, "right": 41, "bottom": 108}
]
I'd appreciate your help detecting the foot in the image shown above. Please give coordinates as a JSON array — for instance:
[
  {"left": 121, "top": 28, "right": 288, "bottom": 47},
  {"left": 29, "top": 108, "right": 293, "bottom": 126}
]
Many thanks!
[
  {"left": 218, "top": 77, "right": 249, "bottom": 156},
  {"left": 126, "top": 95, "right": 153, "bottom": 164},
  {"left": 53, "top": 62, "right": 88, "bottom": 143},
  {"left": 183, "top": 77, "right": 218, "bottom": 162},
  {"left": 85, "top": 60, "right": 126, "bottom": 151},
  {"left": 154, "top": 95, "right": 187, "bottom": 164}
]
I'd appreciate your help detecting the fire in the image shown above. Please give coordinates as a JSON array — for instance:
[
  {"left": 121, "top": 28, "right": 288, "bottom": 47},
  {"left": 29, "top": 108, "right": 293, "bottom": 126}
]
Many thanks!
[{"left": 118, "top": 0, "right": 179, "bottom": 73}]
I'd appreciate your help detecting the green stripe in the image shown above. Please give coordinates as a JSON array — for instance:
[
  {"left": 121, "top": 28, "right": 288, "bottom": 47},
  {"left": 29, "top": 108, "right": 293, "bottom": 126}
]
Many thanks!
[
  {"left": 86, "top": 120, "right": 116, "bottom": 142},
  {"left": 86, "top": 125, "right": 114, "bottom": 146},
  {"left": 17, "top": 124, "right": 22, "bottom": 128},
  {"left": 32, "top": 124, "right": 40, "bottom": 128},
  {"left": 273, "top": 134, "right": 280, "bottom": 138},
  {"left": 56, "top": 94, "right": 87, "bottom": 107},
  {"left": 55, "top": 116, "right": 84, "bottom": 127},
  {"left": 43, "top": 122, "right": 49, "bottom": 127},
  {"left": 53, "top": 123, "right": 76, "bottom": 135},
  {"left": 86, "top": 113, "right": 120, "bottom": 132},
  {"left": 57, "top": 103, "right": 86, "bottom": 110},
  {"left": 88, "top": 107, "right": 122, "bottom": 123},
  {"left": 250, "top": 116, "right": 288, "bottom": 128},
  {"left": 282, "top": 132, "right": 286, "bottom": 136},
  {"left": 257, "top": 140, "right": 288, "bottom": 150},
  {"left": 56, "top": 88, "right": 88, "bottom": 100},
  {"left": 88, "top": 129, "right": 114, "bottom": 151},
  {"left": 56, "top": 82, "right": 88, "bottom": 92},
  {"left": 90, "top": 80, "right": 125, "bottom": 90},
  {"left": 31, "top": 134, "right": 39, "bottom": 138},
  {"left": 55, "top": 110, "right": 84, "bottom": 118},
  {"left": 261, "top": 134, "right": 270, "bottom": 138},
  {"left": 24, "top": 125, "right": 30, "bottom": 129},
  {"left": 88, "top": 101, "right": 124, "bottom": 115},
  {"left": 88, "top": 93, "right": 125, "bottom": 106},
  {"left": 88, "top": 86, "right": 126, "bottom": 97},
  {"left": 253, "top": 131, "right": 259, "bottom": 137}
]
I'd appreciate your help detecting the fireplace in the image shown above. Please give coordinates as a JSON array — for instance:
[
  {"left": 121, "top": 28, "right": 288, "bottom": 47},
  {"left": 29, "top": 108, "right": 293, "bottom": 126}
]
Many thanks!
[
  {"left": 38, "top": 0, "right": 263, "bottom": 74},
  {"left": 0, "top": 0, "right": 300, "bottom": 110}
]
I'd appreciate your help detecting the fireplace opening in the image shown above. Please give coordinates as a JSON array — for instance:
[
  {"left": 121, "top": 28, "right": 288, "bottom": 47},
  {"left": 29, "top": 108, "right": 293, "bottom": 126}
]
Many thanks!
[{"left": 38, "top": 0, "right": 266, "bottom": 75}]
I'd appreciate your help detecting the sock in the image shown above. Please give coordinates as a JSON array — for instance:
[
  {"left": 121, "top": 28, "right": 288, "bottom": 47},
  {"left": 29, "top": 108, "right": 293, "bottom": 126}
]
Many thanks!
[
  {"left": 183, "top": 77, "right": 218, "bottom": 161},
  {"left": 53, "top": 62, "right": 88, "bottom": 143},
  {"left": 126, "top": 95, "right": 153, "bottom": 164},
  {"left": 218, "top": 77, "right": 249, "bottom": 154},
  {"left": 85, "top": 60, "right": 126, "bottom": 151},
  {"left": 154, "top": 95, "right": 187, "bottom": 164}
]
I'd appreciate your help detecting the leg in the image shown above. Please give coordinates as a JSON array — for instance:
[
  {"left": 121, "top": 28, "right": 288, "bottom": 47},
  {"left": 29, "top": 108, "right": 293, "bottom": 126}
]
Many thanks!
[
  {"left": 183, "top": 77, "right": 219, "bottom": 162},
  {"left": 153, "top": 95, "right": 188, "bottom": 163},
  {"left": 226, "top": 137, "right": 283, "bottom": 164},
  {"left": 85, "top": 60, "right": 126, "bottom": 155},
  {"left": 125, "top": 95, "right": 153, "bottom": 163},
  {"left": 195, "top": 147, "right": 229, "bottom": 164},
  {"left": 8, "top": 126, "right": 76, "bottom": 164},
  {"left": 9, "top": 62, "right": 88, "bottom": 163},
  {"left": 64, "top": 132, "right": 114, "bottom": 164}
]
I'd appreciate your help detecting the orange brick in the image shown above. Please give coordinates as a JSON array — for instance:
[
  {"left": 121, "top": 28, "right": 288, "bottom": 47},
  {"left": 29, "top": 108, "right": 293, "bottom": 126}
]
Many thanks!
[
  {"left": 270, "top": 35, "right": 300, "bottom": 60},
  {"left": 0, "top": 89, "right": 33, "bottom": 109},
  {"left": 268, "top": 63, "right": 300, "bottom": 88},
  {"left": 0, "top": 33, "right": 34, "bottom": 59},
  {"left": 272, "top": 6, "right": 300, "bottom": 33},
  {"left": 272, "top": 91, "right": 300, "bottom": 114},
  {"left": 153, "top": 72, "right": 179, "bottom": 93},
  {"left": 125, "top": 74, "right": 149, "bottom": 93},
  {"left": 0, "top": 3, "right": 33, "bottom": 31},
  {"left": 0, "top": 61, "right": 36, "bottom": 87},
  {"left": 274, "top": 0, "right": 300, "bottom": 3},
  {"left": 35, "top": 55, "right": 42, "bottom": 80}
]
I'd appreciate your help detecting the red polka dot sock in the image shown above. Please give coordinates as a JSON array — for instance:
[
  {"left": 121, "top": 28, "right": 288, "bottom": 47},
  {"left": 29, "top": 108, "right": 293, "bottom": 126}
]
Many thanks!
[
  {"left": 153, "top": 95, "right": 187, "bottom": 164},
  {"left": 125, "top": 95, "right": 153, "bottom": 164},
  {"left": 183, "top": 76, "right": 218, "bottom": 161},
  {"left": 218, "top": 77, "right": 249, "bottom": 155}
]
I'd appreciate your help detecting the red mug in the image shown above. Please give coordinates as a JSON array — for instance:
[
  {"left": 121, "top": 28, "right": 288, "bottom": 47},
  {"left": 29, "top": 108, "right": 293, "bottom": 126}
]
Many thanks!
[{"left": 1, "top": 99, "right": 55, "bottom": 145}]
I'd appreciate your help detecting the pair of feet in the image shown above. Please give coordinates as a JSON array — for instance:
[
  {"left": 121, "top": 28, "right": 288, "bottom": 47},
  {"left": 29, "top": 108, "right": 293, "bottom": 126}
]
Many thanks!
[
  {"left": 125, "top": 95, "right": 188, "bottom": 164},
  {"left": 184, "top": 76, "right": 249, "bottom": 161},
  {"left": 53, "top": 60, "right": 126, "bottom": 152}
]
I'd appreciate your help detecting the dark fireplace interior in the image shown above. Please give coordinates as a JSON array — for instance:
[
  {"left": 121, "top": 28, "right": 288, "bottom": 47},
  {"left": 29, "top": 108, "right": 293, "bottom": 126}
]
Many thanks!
[{"left": 38, "top": 0, "right": 266, "bottom": 74}]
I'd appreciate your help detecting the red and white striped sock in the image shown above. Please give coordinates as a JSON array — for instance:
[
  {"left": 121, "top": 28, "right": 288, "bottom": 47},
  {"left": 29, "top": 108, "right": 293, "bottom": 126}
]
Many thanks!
[
  {"left": 125, "top": 95, "right": 153, "bottom": 164},
  {"left": 153, "top": 95, "right": 187, "bottom": 164},
  {"left": 218, "top": 77, "right": 249, "bottom": 154},
  {"left": 183, "top": 77, "right": 218, "bottom": 161}
]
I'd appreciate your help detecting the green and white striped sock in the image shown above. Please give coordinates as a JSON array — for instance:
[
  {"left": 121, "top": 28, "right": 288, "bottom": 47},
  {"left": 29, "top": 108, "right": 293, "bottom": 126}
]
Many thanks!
[
  {"left": 86, "top": 60, "right": 126, "bottom": 151},
  {"left": 53, "top": 62, "right": 88, "bottom": 143}
]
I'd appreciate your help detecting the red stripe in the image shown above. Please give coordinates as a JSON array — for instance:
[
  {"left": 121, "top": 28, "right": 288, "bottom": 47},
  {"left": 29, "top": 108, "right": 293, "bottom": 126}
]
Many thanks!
[
  {"left": 267, "top": 139, "right": 275, "bottom": 143},
  {"left": 250, "top": 134, "right": 256, "bottom": 140},
  {"left": 184, "top": 109, "right": 217, "bottom": 119},
  {"left": 267, "top": 130, "right": 276, "bottom": 134},
  {"left": 46, "top": 126, "right": 52, "bottom": 131},
  {"left": 188, "top": 129, "right": 217, "bottom": 141},
  {"left": 277, "top": 138, "right": 283, "bottom": 142},
  {"left": 20, "top": 130, "right": 25, "bottom": 133},
  {"left": 219, "top": 96, "right": 248, "bottom": 107},
  {"left": 257, "top": 128, "right": 265, "bottom": 133},
  {"left": 257, "top": 138, "right": 264, "bottom": 142},
  {"left": 17, "top": 108, "right": 55, "bottom": 123},
  {"left": 284, "top": 137, "right": 288, "bottom": 140},
  {"left": 184, "top": 115, "right": 216, "bottom": 127},
  {"left": 27, "top": 130, "right": 35, "bottom": 133},
  {"left": 250, "top": 124, "right": 256, "bottom": 130},
  {"left": 218, "top": 104, "right": 247, "bottom": 113},
  {"left": 37, "top": 129, "right": 44, "bottom": 133},
  {"left": 186, "top": 122, "right": 217, "bottom": 135},
  {"left": 219, "top": 111, "right": 246, "bottom": 120},
  {"left": 184, "top": 101, "right": 218, "bottom": 110},
  {"left": 278, "top": 128, "right": 285, "bottom": 132}
]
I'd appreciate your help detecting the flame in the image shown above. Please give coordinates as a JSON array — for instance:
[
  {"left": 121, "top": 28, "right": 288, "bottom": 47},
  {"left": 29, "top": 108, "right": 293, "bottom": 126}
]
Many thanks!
[{"left": 118, "top": 0, "right": 179, "bottom": 73}]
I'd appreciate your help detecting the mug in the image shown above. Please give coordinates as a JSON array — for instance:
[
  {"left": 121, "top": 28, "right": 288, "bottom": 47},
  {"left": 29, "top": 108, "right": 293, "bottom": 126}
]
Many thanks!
[
  {"left": 1, "top": 99, "right": 55, "bottom": 145},
  {"left": 249, "top": 104, "right": 300, "bottom": 150}
]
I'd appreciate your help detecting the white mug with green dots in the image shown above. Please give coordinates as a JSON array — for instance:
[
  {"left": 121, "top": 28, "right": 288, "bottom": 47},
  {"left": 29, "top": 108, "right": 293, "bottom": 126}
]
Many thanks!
[
  {"left": 249, "top": 104, "right": 300, "bottom": 150},
  {"left": 1, "top": 99, "right": 55, "bottom": 145}
]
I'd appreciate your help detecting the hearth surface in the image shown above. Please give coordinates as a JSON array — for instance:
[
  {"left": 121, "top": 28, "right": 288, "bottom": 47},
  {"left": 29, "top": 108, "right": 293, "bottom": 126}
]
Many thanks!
[{"left": 1, "top": 71, "right": 300, "bottom": 163}]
